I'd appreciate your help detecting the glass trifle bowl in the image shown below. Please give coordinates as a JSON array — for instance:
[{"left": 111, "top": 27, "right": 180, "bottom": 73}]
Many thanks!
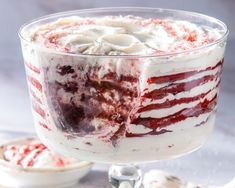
[{"left": 19, "top": 7, "right": 228, "bottom": 187}]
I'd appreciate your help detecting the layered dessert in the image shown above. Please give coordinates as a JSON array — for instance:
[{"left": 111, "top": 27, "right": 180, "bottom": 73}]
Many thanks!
[
  {"left": 3, "top": 140, "right": 75, "bottom": 168},
  {"left": 21, "top": 15, "right": 226, "bottom": 162}
]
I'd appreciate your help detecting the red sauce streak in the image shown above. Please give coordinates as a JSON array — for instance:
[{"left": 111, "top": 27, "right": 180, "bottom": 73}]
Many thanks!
[
  {"left": 25, "top": 62, "right": 40, "bottom": 74},
  {"left": 27, "top": 76, "right": 42, "bottom": 92},
  {"left": 29, "top": 87, "right": 42, "bottom": 104},
  {"left": 143, "top": 72, "right": 220, "bottom": 100},
  {"left": 16, "top": 147, "right": 31, "bottom": 166},
  {"left": 131, "top": 94, "right": 217, "bottom": 130},
  {"left": 147, "top": 60, "right": 223, "bottom": 84},
  {"left": 110, "top": 123, "right": 126, "bottom": 146},
  {"left": 39, "top": 122, "right": 51, "bottom": 131},
  {"left": 16, "top": 143, "right": 47, "bottom": 167},
  {"left": 27, "top": 148, "right": 46, "bottom": 167},
  {"left": 32, "top": 102, "right": 46, "bottom": 118},
  {"left": 138, "top": 81, "right": 220, "bottom": 113},
  {"left": 55, "top": 158, "right": 66, "bottom": 167},
  {"left": 187, "top": 30, "right": 197, "bottom": 42},
  {"left": 126, "top": 129, "right": 172, "bottom": 138}
]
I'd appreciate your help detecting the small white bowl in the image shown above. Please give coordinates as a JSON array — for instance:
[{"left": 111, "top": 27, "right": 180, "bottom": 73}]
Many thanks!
[{"left": 0, "top": 137, "right": 93, "bottom": 188}]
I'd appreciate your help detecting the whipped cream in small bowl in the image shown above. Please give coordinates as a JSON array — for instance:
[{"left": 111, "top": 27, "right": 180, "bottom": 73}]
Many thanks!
[{"left": 0, "top": 137, "right": 93, "bottom": 188}]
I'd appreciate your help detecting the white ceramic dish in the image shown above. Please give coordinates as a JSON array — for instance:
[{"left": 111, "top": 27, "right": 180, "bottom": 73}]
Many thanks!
[{"left": 0, "top": 137, "right": 93, "bottom": 188}]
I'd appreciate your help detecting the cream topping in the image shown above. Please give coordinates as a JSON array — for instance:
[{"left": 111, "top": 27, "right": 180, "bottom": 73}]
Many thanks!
[{"left": 29, "top": 15, "right": 222, "bottom": 55}]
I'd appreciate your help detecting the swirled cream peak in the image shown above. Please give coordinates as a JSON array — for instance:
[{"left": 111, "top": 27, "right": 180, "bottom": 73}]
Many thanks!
[{"left": 29, "top": 15, "right": 222, "bottom": 55}]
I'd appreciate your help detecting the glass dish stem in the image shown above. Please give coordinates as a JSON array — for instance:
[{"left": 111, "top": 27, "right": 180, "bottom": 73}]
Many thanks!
[{"left": 109, "top": 164, "right": 142, "bottom": 188}]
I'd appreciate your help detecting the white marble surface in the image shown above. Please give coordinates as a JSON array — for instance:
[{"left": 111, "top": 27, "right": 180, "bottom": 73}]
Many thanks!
[{"left": 0, "top": 0, "right": 235, "bottom": 187}]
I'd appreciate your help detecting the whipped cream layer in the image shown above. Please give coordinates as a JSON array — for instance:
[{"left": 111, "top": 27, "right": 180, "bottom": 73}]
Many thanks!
[
  {"left": 29, "top": 16, "right": 222, "bottom": 55},
  {"left": 3, "top": 140, "right": 76, "bottom": 168}
]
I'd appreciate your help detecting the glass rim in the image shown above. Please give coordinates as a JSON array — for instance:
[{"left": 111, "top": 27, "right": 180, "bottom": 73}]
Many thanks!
[{"left": 18, "top": 7, "right": 229, "bottom": 59}]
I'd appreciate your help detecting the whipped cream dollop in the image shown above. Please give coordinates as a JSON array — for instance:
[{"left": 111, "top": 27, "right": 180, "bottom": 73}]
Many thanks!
[
  {"left": 29, "top": 15, "right": 222, "bottom": 55},
  {"left": 143, "top": 170, "right": 235, "bottom": 188},
  {"left": 3, "top": 140, "right": 76, "bottom": 168},
  {"left": 144, "top": 170, "right": 202, "bottom": 188}
]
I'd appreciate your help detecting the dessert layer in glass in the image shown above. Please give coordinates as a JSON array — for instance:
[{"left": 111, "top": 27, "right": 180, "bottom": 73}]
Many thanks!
[{"left": 20, "top": 9, "right": 227, "bottom": 163}]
